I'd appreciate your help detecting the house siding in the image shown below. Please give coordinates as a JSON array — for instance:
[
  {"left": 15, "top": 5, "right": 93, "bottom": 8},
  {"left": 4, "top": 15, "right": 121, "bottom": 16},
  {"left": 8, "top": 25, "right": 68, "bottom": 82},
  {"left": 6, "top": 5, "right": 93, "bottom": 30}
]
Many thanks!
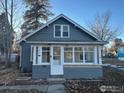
[
  {"left": 27, "top": 17, "right": 97, "bottom": 42},
  {"left": 20, "top": 42, "right": 32, "bottom": 72},
  {"left": 64, "top": 66, "right": 103, "bottom": 79},
  {"left": 32, "top": 65, "right": 102, "bottom": 79},
  {"left": 32, "top": 65, "right": 50, "bottom": 79}
]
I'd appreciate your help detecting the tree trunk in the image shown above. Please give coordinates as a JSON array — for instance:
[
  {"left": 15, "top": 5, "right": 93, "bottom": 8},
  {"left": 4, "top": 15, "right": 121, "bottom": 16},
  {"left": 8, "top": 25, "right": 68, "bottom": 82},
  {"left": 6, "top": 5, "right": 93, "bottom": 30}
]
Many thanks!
[
  {"left": 8, "top": 0, "right": 14, "bottom": 67},
  {"left": 5, "top": 50, "right": 11, "bottom": 67},
  {"left": 4, "top": 0, "right": 11, "bottom": 68}
]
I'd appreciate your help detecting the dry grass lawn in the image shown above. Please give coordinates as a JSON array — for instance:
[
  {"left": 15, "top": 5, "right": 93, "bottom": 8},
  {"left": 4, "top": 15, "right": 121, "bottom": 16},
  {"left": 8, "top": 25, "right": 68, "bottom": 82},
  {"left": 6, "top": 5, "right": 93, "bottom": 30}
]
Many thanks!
[
  {"left": 103, "top": 58, "right": 124, "bottom": 66},
  {"left": 0, "top": 63, "right": 19, "bottom": 85}
]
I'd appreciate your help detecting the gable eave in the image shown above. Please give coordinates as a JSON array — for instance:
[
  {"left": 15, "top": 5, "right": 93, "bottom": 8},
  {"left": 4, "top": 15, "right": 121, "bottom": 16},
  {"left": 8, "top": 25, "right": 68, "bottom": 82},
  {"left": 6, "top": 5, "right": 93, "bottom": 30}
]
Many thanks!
[{"left": 18, "top": 14, "right": 101, "bottom": 43}]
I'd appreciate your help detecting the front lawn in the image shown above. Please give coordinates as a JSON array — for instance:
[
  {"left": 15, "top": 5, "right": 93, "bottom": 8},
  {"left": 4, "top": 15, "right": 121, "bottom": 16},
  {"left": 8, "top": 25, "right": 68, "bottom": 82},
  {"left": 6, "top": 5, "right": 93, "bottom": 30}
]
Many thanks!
[{"left": 0, "top": 63, "right": 19, "bottom": 85}]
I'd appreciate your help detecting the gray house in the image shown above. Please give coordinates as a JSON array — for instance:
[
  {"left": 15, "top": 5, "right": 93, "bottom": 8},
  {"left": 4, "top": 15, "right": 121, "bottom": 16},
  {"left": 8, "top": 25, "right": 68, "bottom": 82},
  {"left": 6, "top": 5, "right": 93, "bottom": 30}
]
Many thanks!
[{"left": 19, "top": 14, "right": 106, "bottom": 79}]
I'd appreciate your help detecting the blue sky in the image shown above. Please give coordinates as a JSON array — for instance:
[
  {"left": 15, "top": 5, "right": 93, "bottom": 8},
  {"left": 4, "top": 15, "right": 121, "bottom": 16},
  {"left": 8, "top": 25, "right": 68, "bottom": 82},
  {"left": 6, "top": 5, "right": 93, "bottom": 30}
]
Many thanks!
[{"left": 50, "top": 0, "right": 124, "bottom": 40}]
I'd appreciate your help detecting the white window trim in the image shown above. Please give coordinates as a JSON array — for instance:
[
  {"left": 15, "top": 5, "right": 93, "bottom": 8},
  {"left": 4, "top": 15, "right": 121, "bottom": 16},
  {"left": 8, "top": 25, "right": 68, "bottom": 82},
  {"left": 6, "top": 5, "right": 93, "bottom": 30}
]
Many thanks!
[
  {"left": 73, "top": 47, "right": 84, "bottom": 63},
  {"left": 32, "top": 45, "right": 99, "bottom": 65},
  {"left": 30, "top": 45, "right": 34, "bottom": 62},
  {"left": 42, "top": 46, "right": 51, "bottom": 64},
  {"left": 98, "top": 46, "right": 102, "bottom": 64},
  {"left": 84, "top": 47, "right": 94, "bottom": 63},
  {"left": 61, "top": 25, "right": 70, "bottom": 38},
  {"left": 64, "top": 47, "right": 73, "bottom": 63},
  {"left": 33, "top": 46, "right": 36, "bottom": 65},
  {"left": 54, "top": 24, "right": 70, "bottom": 38},
  {"left": 33, "top": 45, "right": 50, "bottom": 65}
]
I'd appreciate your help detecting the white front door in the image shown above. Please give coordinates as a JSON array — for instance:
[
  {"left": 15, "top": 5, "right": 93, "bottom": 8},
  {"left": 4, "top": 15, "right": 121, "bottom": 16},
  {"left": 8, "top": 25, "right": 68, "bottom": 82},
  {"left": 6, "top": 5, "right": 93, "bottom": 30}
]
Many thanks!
[{"left": 51, "top": 46, "right": 63, "bottom": 75}]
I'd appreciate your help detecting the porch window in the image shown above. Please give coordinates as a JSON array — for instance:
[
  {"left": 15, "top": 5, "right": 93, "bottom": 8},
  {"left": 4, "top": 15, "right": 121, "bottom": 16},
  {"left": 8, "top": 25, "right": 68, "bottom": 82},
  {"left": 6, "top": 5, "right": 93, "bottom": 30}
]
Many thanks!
[
  {"left": 64, "top": 47, "right": 73, "bottom": 63},
  {"left": 54, "top": 24, "right": 69, "bottom": 38},
  {"left": 42, "top": 47, "right": 50, "bottom": 63},
  {"left": 74, "top": 47, "right": 83, "bottom": 63},
  {"left": 85, "top": 47, "right": 94, "bottom": 63}
]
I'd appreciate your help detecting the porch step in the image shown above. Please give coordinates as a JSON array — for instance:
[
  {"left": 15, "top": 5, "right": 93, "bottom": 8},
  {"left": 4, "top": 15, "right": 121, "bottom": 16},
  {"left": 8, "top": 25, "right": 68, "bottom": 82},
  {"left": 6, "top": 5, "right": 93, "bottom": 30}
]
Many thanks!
[
  {"left": 49, "top": 75, "right": 64, "bottom": 78},
  {"left": 47, "top": 78, "right": 66, "bottom": 84},
  {"left": 16, "top": 77, "right": 31, "bottom": 81}
]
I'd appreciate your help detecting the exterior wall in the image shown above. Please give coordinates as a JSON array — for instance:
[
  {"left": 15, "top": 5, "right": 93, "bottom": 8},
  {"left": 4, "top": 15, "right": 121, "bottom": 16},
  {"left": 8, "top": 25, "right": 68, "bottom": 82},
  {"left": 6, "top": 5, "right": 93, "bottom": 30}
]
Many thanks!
[
  {"left": 117, "top": 49, "right": 124, "bottom": 60},
  {"left": 64, "top": 66, "right": 103, "bottom": 79},
  {"left": 20, "top": 16, "right": 103, "bottom": 78},
  {"left": 32, "top": 65, "right": 50, "bottom": 79},
  {"left": 32, "top": 65, "right": 103, "bottom": 79},
  {"left": 20, "top": 42, "right": 32, "bottom": 72},
  {"left": 27, "top": 17, "right": 98, "bottom": 42}
]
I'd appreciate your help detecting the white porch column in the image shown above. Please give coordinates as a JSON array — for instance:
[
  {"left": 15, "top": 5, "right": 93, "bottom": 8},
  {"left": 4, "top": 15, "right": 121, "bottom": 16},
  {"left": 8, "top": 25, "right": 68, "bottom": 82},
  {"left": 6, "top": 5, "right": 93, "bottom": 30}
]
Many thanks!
[
  {"left": 61, "top": 46, "right": 64, "bottom": 65},
  {"left": 50, "top": 46, "right": 53, "bottom": 65},
  {"left": 83, "top": 47, "right": 85, "bottom": 63},
  {"left": 94, "top": 46, "right": 98, "bottom": 64},
  {"left": 72, "top": 47, "right": 75, "bottom": 63},
  {"left": 38, "top": 46, "right": 42, "bottom": 64},
  {"left": 33, "top": 46, "right": 36, "bottom": 65},
  {"left": 98, "top": 46, "right": 102, "bottom": 64}
]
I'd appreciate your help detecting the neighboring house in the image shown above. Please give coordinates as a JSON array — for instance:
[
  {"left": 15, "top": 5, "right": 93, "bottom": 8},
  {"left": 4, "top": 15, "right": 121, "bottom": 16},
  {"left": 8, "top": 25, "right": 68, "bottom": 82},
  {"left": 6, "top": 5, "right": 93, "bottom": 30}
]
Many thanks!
[
  {"left": 19, "top": 14, "right": 107, "bottom": 79},
  {"left": 111, "top": 38, "right": 124, "bottom": 60},
  {"left": 117, "top": 43, "right": 124, "bottom": 60}
]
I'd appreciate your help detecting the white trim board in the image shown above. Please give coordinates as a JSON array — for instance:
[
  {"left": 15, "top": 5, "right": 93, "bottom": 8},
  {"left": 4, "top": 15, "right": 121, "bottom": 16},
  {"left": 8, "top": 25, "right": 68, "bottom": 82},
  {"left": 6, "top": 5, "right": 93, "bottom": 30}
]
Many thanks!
[
  {"left": 26, "top": 41, "right": 107, "bottom": 45},
  {"left": 18, "top": 14, "right": 102, "bottom": 43}
]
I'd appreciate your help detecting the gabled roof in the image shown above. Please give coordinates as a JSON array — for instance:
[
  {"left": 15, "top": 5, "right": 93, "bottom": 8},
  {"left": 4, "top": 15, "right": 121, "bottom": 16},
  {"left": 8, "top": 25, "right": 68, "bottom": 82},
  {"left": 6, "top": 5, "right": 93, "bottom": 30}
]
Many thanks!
[{"left": 18, "top": 14, "right": 101, "bottom": 43}]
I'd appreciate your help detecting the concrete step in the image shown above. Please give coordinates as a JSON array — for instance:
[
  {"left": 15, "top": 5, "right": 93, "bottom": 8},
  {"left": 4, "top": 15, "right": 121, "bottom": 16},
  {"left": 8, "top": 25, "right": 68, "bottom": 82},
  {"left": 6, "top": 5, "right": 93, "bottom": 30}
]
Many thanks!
[
  {"left": 16, "top": 77, "right": 31, "bottom": 81},
  {"left": 47, "top": 78, "right": 66, "bottom": 84},
  {"left": 47, "top": 84, "right": 65, "bottom": 93}
]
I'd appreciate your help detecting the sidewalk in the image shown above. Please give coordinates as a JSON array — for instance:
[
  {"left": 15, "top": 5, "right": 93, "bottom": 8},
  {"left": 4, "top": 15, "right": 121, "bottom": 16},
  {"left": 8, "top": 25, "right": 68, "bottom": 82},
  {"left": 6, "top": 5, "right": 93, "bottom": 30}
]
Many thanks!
[{"left": 0, "top": 84, "right": 65, "bottom": 93}]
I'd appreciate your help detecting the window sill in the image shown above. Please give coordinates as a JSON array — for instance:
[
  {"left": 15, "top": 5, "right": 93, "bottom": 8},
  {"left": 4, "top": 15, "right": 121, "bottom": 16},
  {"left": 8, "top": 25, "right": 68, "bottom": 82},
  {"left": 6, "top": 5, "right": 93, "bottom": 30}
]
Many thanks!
[
  {"left": 33, "top": 63, "right": 50, "bottom": 65},
  {"left": 64, "top": 63, "right": 95, "bottom": 65},
  {"left": 54, "top": 37, "right": 69, "bottom": 38}
]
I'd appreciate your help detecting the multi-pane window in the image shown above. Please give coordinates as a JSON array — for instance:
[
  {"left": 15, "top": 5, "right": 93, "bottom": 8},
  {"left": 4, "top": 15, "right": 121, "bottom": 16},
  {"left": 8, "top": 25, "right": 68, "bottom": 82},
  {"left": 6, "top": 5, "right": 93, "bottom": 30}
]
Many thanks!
[
  {"left": 53, "top": 47, "right": 61, "bottom": 65},
  {"left": 55, "top": 25, "right": 61, "bottom": 37},
  {"left": 63, "top": 25, "right": 69, "bottom": 37},
  {"left": 42, "top": 47, "right": 50, "bottom": 63},
  {"left": 64, "top": 47, "right": 73, "bottom": 63},
  {"left": 74, "top": 47, "right": 83, "bottom": 63},
  {"left": 33, "top": 46, "right": 95, "bottom": 65},
  {"left": 54, "top": 25, "right": 69, "bottom": 38},
  {"left": 85, "top": 47, "right": 94, "bottom": 63}
]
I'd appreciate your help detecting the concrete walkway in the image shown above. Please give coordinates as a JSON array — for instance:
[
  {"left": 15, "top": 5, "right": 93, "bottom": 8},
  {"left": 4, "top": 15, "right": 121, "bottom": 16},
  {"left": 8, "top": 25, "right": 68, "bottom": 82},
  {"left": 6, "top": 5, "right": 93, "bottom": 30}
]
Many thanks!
[
  {"left": 0, "top": 84, "right": 65, "bottom": 93},
  {"left": 47, "top": 84, "right": 65, "bottom": 93}
]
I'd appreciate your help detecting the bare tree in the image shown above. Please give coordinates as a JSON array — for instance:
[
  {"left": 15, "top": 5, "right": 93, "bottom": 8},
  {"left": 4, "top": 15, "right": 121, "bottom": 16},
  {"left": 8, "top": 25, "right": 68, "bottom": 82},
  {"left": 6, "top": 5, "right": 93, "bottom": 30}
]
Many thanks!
[
  {"left": 0, "top": 0, "right": 14, "bottom": 67},
  {"left": 89, "top": 11, "right": 120, "bottom": 41}
]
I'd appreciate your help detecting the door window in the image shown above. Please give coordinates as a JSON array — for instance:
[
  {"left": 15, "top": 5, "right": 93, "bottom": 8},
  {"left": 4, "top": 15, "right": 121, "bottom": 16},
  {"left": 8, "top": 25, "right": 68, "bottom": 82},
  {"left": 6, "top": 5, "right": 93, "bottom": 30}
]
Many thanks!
[{"left": 53, "top": 47, "right": 61, "bottom": 65}]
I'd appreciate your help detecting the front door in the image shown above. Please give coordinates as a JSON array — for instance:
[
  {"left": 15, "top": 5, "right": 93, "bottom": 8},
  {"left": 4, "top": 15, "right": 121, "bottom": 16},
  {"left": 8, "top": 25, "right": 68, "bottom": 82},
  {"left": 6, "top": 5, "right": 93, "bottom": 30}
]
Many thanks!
[{"left": 51, "top": 47, "right": 63, "bottom": 75}]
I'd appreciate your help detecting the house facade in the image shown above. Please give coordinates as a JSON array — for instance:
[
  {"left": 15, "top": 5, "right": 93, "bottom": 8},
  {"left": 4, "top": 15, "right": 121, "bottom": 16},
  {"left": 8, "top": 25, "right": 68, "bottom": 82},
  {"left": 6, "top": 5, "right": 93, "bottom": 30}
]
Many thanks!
[
  {"left": 117, "top": 44, "right": 124, "bottom": 60},
  {"left": 19, "top": 14, "right": 106, "bottom": 79}
]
